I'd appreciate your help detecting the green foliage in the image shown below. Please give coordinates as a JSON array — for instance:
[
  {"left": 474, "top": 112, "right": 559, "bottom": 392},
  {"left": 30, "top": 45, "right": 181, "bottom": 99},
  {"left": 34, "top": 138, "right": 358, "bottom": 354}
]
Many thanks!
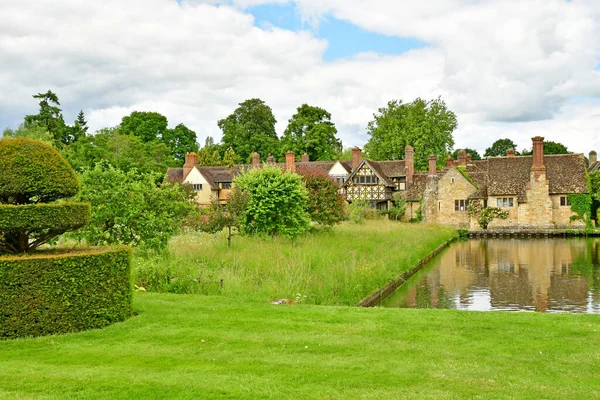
[
  {"left": 364, "top": 97, "right": 457, "bottom": 170},
  {"left": 62, "top": 127, "right": 175, "bottom": 174},
  {"left": 388, "top": 197, "right": 406, "bottom": 221},
  {"left": 24, "top": 90, "right": 67, "bottom": 146},
  {"left": 2, "top": 122, "right": 54, "bottom": 145},
  {"left": 0, "top": 203, "right": 91, "bottom": 253},
  {"left": 451, "top": 148, "right": 482, "bottom": 160},
  {"left": 456, "top": 165, "right": 478, "bottom": 188},
  {"left": 333, "top": 147, "right": 353, "bottom": 161},
  {"left": 297, "top": 167, "right": 346, "bottom": 226},
  {"left": 162, "top": 123, "right": 199, "bottom": 163},
  {"left": 0, "top": 138, "right": 79, "bottom": 204},
  {"left": 218, "top": 98, "right": 280, "bottom": 162},
  {"left": 348, "top": 197, "right": 372, "bottom": 224},
  {"left": 468, "top": 201, "right": 509, "bottom": 229},
  {"left": 588, "top": 171, "right": 600, "bottom": 223},
  {"left": 196, "top": 190, "right": 249, "bottom": 247},
  {"left": 0, "top": 247, "right": 131, "bottom": 339},
  {"left": 521, "top": 140, "right": 570, "bottom": 156},
  {"left": 233, "top": 166, "right": 310, "bottom": 238},
  {"left": 568, "top": 193, "right": 592, "bottom": 225},
  {"left": 484, "top": 138, "right": 518, "bottom": 158},
  {"left": 280, "top": 104, "right": 341, "bottom": 161},
  {"left": 73, "top": 163, "right": 196, "bottom": 252},
  {"left": 223, "top": 147, "right": 239, "bottom": 168}
]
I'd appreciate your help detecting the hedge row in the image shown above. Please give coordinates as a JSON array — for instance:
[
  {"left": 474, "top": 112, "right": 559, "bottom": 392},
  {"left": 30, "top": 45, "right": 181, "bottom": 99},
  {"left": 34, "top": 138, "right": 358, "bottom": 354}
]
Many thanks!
[
  {"left": 0, "top": 203, "right": 91, "bottom": 232},
  {"left": 0, "top": 138, "right": 80, "bottom": 204},
  {"left": 0, "top": 247, "right": 132, "bottom": 339}
]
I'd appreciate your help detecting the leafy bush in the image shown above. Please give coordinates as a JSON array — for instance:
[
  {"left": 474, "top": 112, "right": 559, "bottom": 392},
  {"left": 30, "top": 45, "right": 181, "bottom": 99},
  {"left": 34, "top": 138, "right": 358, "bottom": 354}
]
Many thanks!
[
  {"left": 468, "top": 200, "right": 509, "bottom": 229},
  {"left": 0, "top": 138, "right": 79, "bottom": 204},
  {"left": 233, "top": 166, "right": 310, "bottom": 238},
  {"left": 388, "top": 196, "right": 406, "bottom": 221},
  {"left": 72, "top": 163, "right": 196, "bottom": 253},
  {"left": 348, "top": 197, "right": 371, "bottom": 224},
  {"left": 297, "top": 167, "right": 346, "bottom": 226},
  {"left": 0, "top": 247, "right": 131, "bottom": 339}
]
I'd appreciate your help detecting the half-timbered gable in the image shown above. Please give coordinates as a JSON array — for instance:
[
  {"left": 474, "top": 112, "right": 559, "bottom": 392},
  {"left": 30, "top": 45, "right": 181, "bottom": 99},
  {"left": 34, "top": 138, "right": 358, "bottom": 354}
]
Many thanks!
[{"left": 344, "top": 160, "right": 394, "bottom": 208}]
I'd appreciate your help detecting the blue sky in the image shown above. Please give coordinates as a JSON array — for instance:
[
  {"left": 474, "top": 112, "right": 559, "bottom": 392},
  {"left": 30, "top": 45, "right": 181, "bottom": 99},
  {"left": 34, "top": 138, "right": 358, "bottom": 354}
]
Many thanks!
[{"left": 248, "top": 3, "right": 425, "bottom": 61}]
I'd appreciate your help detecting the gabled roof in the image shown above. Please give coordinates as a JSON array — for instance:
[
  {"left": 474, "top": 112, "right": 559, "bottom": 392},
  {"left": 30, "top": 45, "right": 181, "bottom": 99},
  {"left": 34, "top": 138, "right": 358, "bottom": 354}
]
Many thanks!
[
  {"left": 405, "top": 172, "right": 429, "bottom": 201},
  {"left": 344, "top": 160, "right": 395, "bottom": 187},
  {"left": 165, "top": 168, "right": 183, "bottom": 184},
  {"left": 375, "top": 160, "right": 406, "bottom": 177}
]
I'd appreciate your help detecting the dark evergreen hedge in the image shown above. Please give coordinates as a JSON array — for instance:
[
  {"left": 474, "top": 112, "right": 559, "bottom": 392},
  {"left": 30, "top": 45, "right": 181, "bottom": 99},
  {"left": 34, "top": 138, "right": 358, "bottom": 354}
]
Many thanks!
[
  {"left": 0, "top": 138, "right": 80, "bottom": 204},
  {"left": 0, "top": 247, "right": 132, "bottom": 339},
  {"left": 0, "top": 203, "right": 91, "bottom": 232}
]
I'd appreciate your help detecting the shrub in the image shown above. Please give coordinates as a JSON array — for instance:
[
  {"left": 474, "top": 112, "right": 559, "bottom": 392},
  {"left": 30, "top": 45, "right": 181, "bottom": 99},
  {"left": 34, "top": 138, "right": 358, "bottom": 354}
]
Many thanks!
[
  {"left": 0, "top": 247, "right": 131, "bottom": 339},
  {"left": 0, "top": 138, "right": 79, "bottom": 204},
  {"left": 468, "top": 200, "right": 508, "bottom": 229},
  {"left": 297, "top": 167, "right": 346, "bottom": 226},
  {"left": 348, "top": 197, "right": 371, "bottom": 224},
  {"left": 233, "top": 166, "right": 310, "bottom": 238}
]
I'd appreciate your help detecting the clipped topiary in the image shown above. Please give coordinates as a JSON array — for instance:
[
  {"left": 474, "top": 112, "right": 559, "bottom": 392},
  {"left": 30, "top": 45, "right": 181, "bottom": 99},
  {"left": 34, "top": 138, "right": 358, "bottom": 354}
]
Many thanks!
[
  {"left": 0, "top": 138, "right": 90, "bottom": 253},
  {"left": 0, "top": 138, "right": 131, "bottom": 339}
]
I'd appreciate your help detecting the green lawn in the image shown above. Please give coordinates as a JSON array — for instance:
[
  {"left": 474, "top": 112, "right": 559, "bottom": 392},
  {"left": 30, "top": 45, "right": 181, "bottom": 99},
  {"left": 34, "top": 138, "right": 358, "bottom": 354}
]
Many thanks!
[
  {"left": 133, "top": 220, "right": 457, "bottom": 305},
  {"left": 1, "top": 293, "right": 599, "bottom": 399}
]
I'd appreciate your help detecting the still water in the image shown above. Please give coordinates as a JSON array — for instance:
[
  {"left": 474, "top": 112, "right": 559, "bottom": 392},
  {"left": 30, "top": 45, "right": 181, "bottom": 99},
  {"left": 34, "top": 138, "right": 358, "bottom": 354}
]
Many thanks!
[{"left": 381, "top": 238, "right": 600, "bottom": 313}]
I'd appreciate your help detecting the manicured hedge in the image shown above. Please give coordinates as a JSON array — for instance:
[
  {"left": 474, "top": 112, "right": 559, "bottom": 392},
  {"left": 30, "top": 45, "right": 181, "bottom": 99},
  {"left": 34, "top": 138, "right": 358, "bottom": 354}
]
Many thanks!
[
  {"left": 0, "top": 203, "right": 91, "bottom": 232},
  {"left": 0, "top": 247, "right": 132, "bottom": 339},
  {"left": 0, "top": 138, "right": 80, "bottom": 204}
]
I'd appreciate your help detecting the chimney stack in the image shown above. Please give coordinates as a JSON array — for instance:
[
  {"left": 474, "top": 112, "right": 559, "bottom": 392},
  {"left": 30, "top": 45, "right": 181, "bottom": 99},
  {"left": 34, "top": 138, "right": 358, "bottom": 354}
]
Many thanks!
[
  {"left": 446, "top": 155, "right": 454, "bottom": 167},
  {"left": 352, "top": 147, "right": 362, "bottom": 171},
  {"left": 266, "top": 153, "right": 275, "bottom": 165},
  {"left": 301, "top": 152, "right": 309, "bottom": 162},
  {"left": 405, "top": 145, "right": 414, "bottom": 183},
  {"left": 590, "top": 150, "right": 597, "bottom": 165},
  {"left": 285, "top": 151, "right": 296, "bottom": 172},
  {"left": 457, "top": 149, "right": 467, "bottom": 165},
  {"left": 466, "top": 154, "right": 472, "bottom": 164},
  {"left": 531, "top": 136, "right": 546, "bottom": 180},
  {"left": 506, "top": 148, "right": 515, "bottom": 157},
  {"left": 183, "top": 152, "right": 198, "bottom": 178},
  {"left": 428, "top": 155, "right": 437, "bottom": 176},
  {"left": 251, "top": 152, "right": 260, "bottom": 168}
]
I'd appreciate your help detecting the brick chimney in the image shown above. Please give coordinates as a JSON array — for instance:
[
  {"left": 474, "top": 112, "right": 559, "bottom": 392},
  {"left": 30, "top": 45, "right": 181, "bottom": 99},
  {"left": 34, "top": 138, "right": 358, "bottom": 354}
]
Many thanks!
[
  {"left": 466, "top": 154, "right": 472, "bottom": 164},
  {"left": 446, "top": 155, "right": 454, "bottom": 167},
  {"left": 301, "top": 152, "right": 309, "bottom": 162},
  {"left": 405, "top": 145, "right": 414, "bottom": 183},
  {"left": 352, "top": 146, "right": 362, "bottom": 171},
  {"left": 183, "top": 152, "right": 198, "bottom": 178},
  {"left": 506, "top": 148, "right": 516, "bottom": 157},
  {"left": 428, "top": 155, "right": 437, "bottom": 176},
  {"left": 531, "top": 136, "right": 546, "bottom": 180},
  {"left": 457, "top": 149, "right": 466, "bottom": 165},
  {"left": 285, "top": 151, "right": 296, "bottom": 172},
  {"left": 590, "top": 150, "right": 597, "bottom": 165},
  {"left": 266, "top": 153, "right": 275, "bottom": 165},
  {"left": 251, "top": 152, "right": 260, "bottom": 168}
]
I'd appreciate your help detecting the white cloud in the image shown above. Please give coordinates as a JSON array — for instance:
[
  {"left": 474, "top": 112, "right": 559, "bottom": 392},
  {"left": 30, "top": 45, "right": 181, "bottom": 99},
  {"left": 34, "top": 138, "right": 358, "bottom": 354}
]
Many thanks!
[{"left": 1, "top": 0, "right": 599, "bottom": 157}]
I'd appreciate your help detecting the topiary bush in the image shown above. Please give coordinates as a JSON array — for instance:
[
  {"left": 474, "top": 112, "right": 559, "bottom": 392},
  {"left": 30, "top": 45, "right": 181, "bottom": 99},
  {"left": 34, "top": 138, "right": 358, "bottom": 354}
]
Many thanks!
[{"left": 0, "top": 138, "right": 132, "bottom": 339}]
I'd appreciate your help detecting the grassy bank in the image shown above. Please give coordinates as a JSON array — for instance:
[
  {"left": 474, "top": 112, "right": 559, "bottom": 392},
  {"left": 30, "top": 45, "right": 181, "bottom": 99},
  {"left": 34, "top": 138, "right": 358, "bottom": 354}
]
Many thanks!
[
  {"left": 133, "top": 221, "right": 457, "bottom": 305},
  {"left": 1, "top": 293, "right": 599, "bottom": 399}
]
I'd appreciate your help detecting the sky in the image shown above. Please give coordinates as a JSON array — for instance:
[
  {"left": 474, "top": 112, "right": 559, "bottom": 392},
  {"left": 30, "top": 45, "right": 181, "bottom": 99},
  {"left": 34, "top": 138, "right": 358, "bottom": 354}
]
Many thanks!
[{"left": 1, "top": 0, "right": 599, "bottom": 156}]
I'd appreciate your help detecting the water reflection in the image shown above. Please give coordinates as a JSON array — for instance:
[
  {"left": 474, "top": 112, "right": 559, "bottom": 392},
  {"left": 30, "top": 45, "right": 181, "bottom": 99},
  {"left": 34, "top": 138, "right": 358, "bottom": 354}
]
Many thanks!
[{"left": 382, "top": 238, "right": 600, "bottom": 313}]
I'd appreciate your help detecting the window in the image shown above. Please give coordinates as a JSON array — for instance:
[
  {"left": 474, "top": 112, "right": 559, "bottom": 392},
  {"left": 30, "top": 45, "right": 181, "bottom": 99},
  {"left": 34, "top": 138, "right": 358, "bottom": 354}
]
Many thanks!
[
  {"left": 497, "top": 198, "right": 514, "bottom": 208},
  {"left": 354, "top": 175, "right": 377, "bottom": 185},
  {"left": 221, "top": 182, "right": 232, "bottom": 189},
  {"left": 560, "top": 196, "right": 571, "bottom": 206},
  {"left": 454, "top": 199, "right": 467, "bottom": 212},
  {"left": 192, "top": 184, "right": 203, "bottom": 191}
]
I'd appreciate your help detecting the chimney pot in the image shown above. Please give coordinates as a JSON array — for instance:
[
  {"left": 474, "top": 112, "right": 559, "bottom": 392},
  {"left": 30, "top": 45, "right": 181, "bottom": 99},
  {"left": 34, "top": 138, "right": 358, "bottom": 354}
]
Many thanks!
[
  {"left": 251, "top": 152, "right": 260, "bottom": 167},
  {"left": 446, "top": 155, "right": 454, "bottom": 167},
  {"left": 301, "top": 152, "right": 309, "bottom": 162},
  {"left": 266, "top": 153, "right": 275, "bottom": 165},
  {"left": 506, "top": 148, "right": 515, "bottom": 157},
  {"left": 457, "top": 149, "right": 467, "bottom": 165},
  {"left": 428, "top": 155, "right": 437, "bottom": 176},
  {"left": 405, "top": 145, "right": 414, "bottom": 182},
  {"left": 352, "top": 147, "right": 362, "bottom": 171},
  {"left": 590, "top": 150, "right": 597, "bottom": 165},
  {"left": 285, "top": 151, "right": 296, "bottom": 173},
  {"left": 531, "top": 136, "right": 546, "bottom": 179},
  {"left": 183, "top": 152, "right": 198, "bottom": 178}
]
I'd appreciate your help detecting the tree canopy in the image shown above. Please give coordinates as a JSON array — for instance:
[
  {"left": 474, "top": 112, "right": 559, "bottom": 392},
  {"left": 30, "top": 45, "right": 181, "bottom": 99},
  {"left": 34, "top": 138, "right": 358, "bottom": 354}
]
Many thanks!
[
  {"left": 451, "top": 148, "right": 482, "bottom": 160},
  {"left": 363, "top": 97, "right": 457, "bottom": 171},
  {"left": 24, "top": 90, "right": 67, "bottom": 146},
  {"left": 280, "top": 104, "right": 341, "bottom": 161},
  {"left": 484, "top": 138, "right": 518, "bottom": 158},
  {"left": 521, "top": 140, "right": 570, "bottom": 156},
  {"left": 218, "top": 98, "right": 280, "bottom": 162}
]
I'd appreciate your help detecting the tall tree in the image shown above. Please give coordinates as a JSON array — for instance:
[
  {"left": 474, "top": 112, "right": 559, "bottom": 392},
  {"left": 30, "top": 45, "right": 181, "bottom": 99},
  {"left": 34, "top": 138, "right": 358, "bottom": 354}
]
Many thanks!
[
  {"left": 24, "top": 90, "right": 66, "bottom": 145},
  {"left": 2, "top": 122, "right": 53, "bottom": 145},
  {"left": 280, "top": 104, "right": 341, "bottom": 161},
  {"left": 223, "top": 148, "right": 239, "bottom": 168},
  {"left": 363, "top": 97, "right": 457, "bottom": 171},
  {"left": 451, "top": 148, "right": 482, "bottom": 160},
  {"left": 62, "top": 110, "right": 88, "bottom": 145},
  {"left": 163, "top": 123, "right": 199, "bottom": 163},
  {"left": 484, "top": 138, "right": 518, "bottom": 158},
  {"left": 218, "top": 98, "right": 279, "bottom": 162},
  {"left": 521, "top": 140, "right": 570, "bottom": 156}
]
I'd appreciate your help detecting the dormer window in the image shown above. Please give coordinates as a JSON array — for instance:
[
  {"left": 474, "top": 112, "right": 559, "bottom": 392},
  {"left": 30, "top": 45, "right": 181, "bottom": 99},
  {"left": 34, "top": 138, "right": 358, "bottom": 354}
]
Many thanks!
[{"left": 354, "top": 175, "right": 377, "bottom": 185}]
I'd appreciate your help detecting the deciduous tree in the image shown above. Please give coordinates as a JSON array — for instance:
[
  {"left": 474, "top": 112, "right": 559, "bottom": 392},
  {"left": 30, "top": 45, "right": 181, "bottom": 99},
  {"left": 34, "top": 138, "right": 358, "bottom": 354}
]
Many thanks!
[
  {"left": 451, "top": 148, "right": 482, "bottom": 160},
  {"left": 297, "top": 166, "right": 346, "bottom": 226},
  {"left": 484, "top": 138, "right": 518, "bottom": 158}
]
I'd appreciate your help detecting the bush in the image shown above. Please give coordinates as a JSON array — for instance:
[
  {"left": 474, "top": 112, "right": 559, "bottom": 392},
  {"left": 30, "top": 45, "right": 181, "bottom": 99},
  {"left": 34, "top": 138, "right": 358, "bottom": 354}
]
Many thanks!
[
  {"left": 0, "top": 138, "right": 79, "bottom": 204},
  {"left": 233, "top": 166, "right": 310, "bottom": 238},
  {"left": 72, "top": 163, "right": 196, "bottom": 253},
  {"left": 0, "top": 247, "right": 131, "bottom": 339},
  {"left": 297, "top": 167, "right": 346, "bottom": 226},
  {"left": 348, "top": 198, "right": 371, "bottom": 224}
]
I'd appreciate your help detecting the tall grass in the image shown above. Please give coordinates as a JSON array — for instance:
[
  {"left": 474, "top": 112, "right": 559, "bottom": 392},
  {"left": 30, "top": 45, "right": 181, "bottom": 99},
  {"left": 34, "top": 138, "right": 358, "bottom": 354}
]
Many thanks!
[{"left": 133, "top": 221, "right": 457, "bottom": 305}]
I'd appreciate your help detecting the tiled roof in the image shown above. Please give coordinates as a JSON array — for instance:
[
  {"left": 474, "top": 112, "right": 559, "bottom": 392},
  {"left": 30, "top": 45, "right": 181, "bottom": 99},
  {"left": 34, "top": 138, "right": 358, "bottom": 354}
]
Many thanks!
[
  {"left": 375, "top": 160, "right": 407, "bottom": 177},
  {"left": 589, "top": 161, "right": 600, "bottom": 173},
  {"left": 405, "top": 172, "right": 429, "bottom": 201},
  {"left": 165, "top": 168, "right": 184, "bottom": 184}
]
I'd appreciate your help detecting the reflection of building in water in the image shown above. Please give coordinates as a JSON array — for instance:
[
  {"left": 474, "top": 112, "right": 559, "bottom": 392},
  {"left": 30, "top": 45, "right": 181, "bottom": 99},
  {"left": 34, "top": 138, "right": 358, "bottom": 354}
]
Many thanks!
[{"left": 415, "top": 239, "right": 598, "bottom": 312}]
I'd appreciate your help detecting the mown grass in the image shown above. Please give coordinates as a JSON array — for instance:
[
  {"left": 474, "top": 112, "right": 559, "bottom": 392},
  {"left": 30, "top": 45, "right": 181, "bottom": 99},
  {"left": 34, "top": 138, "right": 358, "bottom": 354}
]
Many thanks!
[
  {"left": 132, "top": 220, "right": 457, "bottom": 305},
  {"left": 1, "top": 293, "right": 599, "bottom": 399}
]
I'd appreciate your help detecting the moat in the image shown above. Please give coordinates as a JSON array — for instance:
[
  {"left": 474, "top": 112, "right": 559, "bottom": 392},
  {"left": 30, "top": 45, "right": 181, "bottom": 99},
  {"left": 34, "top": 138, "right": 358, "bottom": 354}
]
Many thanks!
[{"left": 381, "top": 238, "right": 600, "bottom": 313}]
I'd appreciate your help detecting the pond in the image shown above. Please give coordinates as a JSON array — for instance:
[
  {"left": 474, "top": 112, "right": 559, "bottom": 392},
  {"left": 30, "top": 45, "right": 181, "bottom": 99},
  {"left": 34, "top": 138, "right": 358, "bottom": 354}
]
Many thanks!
[{"left": 381, "top": 238, "right": 600, "bottom": 313}]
